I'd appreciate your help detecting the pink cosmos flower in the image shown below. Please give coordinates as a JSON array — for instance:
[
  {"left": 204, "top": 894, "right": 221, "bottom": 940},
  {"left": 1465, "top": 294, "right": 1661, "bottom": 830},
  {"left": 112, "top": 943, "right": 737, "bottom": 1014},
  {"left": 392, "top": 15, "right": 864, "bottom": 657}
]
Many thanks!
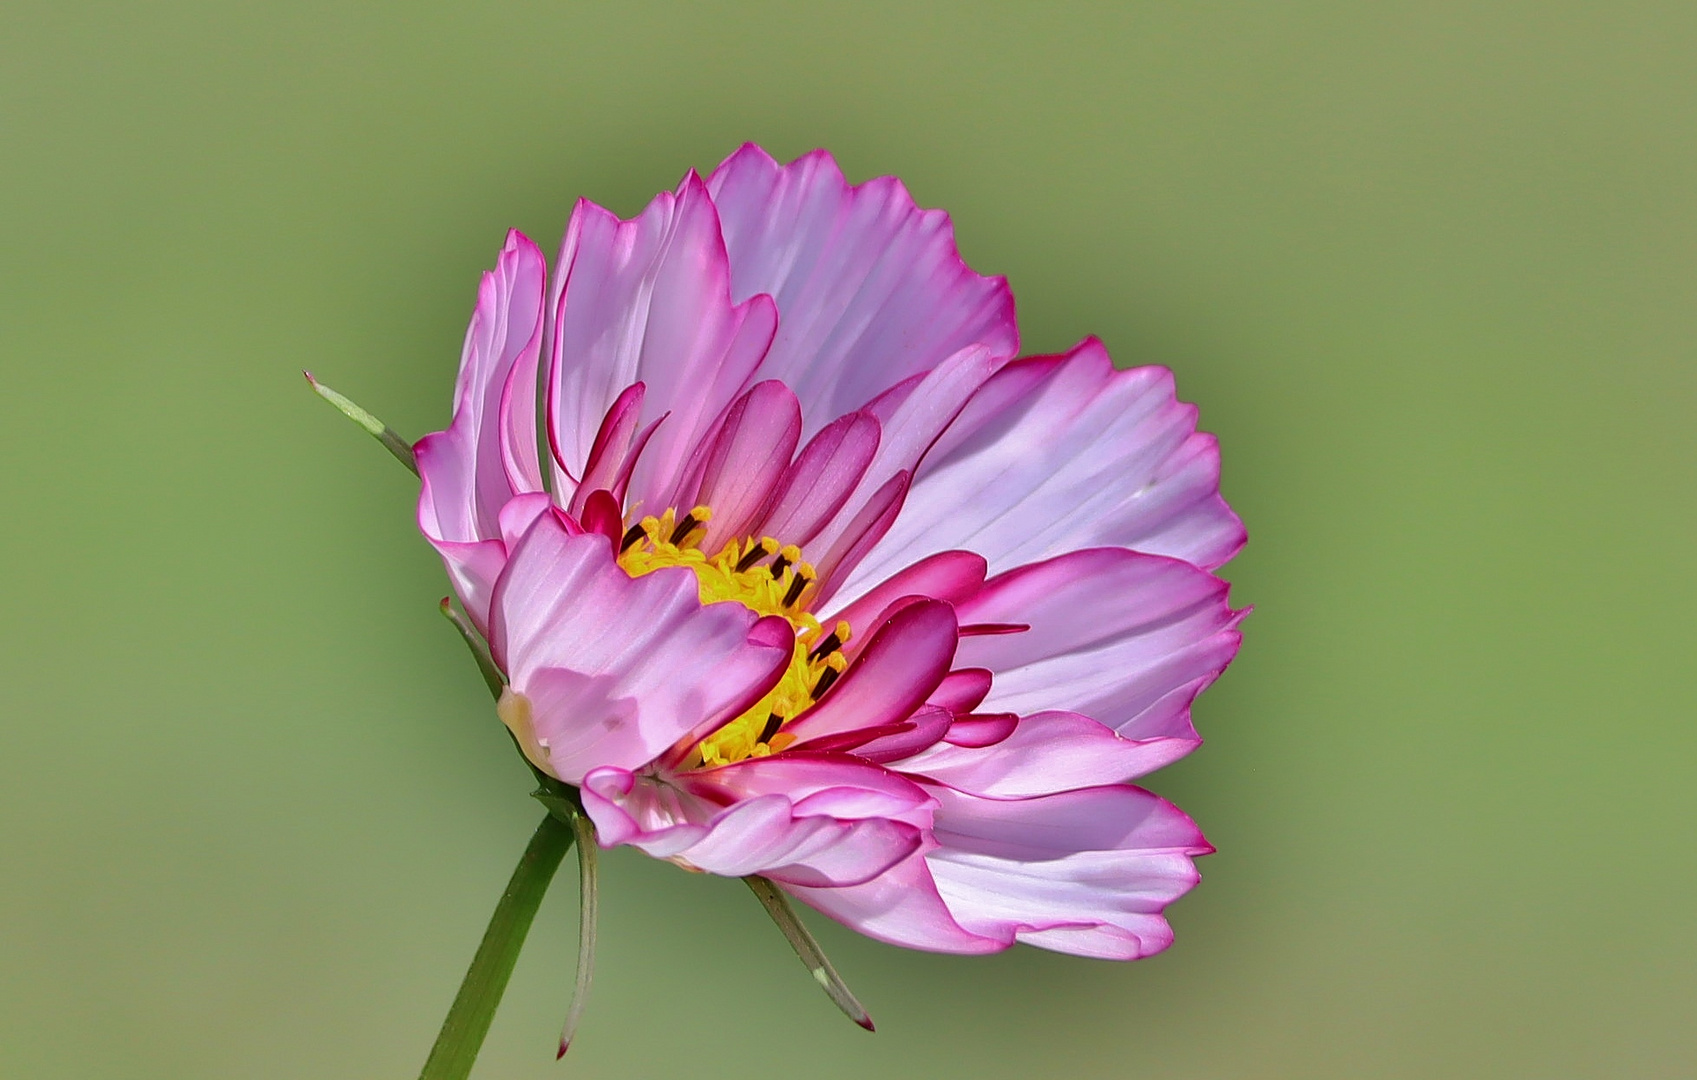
[{"left": 414, "top": 145, "right": 1246, "bottom": 961}]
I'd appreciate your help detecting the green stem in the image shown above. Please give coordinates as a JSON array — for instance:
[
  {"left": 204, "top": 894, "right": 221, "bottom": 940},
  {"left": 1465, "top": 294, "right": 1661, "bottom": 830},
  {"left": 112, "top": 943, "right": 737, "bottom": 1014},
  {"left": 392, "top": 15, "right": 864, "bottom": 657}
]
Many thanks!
[{"left": 419, "top": 814, "right": 575, "bottom": 1080}]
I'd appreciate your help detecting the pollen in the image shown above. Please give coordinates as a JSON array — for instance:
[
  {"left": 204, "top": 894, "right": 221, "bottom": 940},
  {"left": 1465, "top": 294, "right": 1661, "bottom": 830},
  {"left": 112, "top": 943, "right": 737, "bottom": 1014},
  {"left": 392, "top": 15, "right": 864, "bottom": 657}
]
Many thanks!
[{"left": 617, "top": 507, "right": 849, "bottom": 767}]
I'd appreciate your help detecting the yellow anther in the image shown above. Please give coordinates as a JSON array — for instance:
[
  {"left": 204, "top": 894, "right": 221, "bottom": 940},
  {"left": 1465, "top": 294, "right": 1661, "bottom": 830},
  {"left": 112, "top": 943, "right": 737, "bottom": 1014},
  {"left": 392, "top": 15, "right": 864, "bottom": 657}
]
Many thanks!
[{"left": 769, "top": 544, "right": 804, "bottom": 578}]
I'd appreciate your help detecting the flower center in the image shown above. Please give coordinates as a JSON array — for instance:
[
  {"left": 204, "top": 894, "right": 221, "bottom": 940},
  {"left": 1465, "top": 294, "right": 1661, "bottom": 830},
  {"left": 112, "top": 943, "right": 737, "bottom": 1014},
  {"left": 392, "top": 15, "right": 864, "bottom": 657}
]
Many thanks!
[{"left": 617, "top": 506, "right": 850, "bottom": 767}]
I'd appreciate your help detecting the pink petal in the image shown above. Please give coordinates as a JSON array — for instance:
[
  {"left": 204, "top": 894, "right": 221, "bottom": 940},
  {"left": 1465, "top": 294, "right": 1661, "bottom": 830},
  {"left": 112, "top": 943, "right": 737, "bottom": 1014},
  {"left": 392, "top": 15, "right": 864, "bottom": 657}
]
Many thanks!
[
  {"left": 705, "top": 145, "right": 1018, "bottom": 437},
  {"left": 782, "top": 599, "right": 959, "bottom": 745},
  {"left": 567, "top": 382, "right": 646, "bottom": 516},
  {"left": 849, "top": 339, "right": 1246, "bottom": 590},
  {"left": 782, "top": 849, "right": 1006, "bottom": 955},
  {"left": 953, "top": 548, "right": 1245, "bottom": 741},
  {"left": 823, "top": 550, "right": 987, "bottom": 648},
  {"left": 578, "top": 488, "right": 624, "bottom": 547},
  {"left": 685, "top": 380, "right": 802, "bottom": 552},
  {"left": 580, "top": 766, "right": 706, "bottom": 855},
  {"left": 898, "top": 711, "right": 1193, "bottom": 796},
  {"left": 844, "top": 705, "right": 955, "bottom": 763},
  {"left": 808, "top": 471, "right": 910, "bottom": 605},
  {"left": 1012, "top": 921, "right": 1175, "bottom": 961},
  {"left": 414, "top": 231, "right": 548, "bottom": 626},
  {"left": 488, "top": 512, "right": 792, "bottom": 782},
  {"left": 753, "top": 410, "right": 881, "bottom": 548},
  {"left": 688, "top": 752, "right": 934, "bottom": 824},
  {"left": 546, "top": 175, "right": 776, "bottom": 518},
  {"left": 939, "top": 712, "right": 1018, "bottom": 748},
  {"left": 927, "top": 668, "right": 994, "bottom": 714},
  {"left": 924, "top": 784, "right": 1210, "bottom": 960}
]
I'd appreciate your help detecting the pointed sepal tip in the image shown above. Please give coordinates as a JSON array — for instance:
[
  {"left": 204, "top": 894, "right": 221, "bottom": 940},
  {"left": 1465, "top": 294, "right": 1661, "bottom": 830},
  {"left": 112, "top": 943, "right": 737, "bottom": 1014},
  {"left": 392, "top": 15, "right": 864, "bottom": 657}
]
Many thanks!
[
  {"left": 744, "top": 876, "right": 875, "bottom": 1032},
  {"left": 303, "top": 370, "right": 419, "bottom": 476}
]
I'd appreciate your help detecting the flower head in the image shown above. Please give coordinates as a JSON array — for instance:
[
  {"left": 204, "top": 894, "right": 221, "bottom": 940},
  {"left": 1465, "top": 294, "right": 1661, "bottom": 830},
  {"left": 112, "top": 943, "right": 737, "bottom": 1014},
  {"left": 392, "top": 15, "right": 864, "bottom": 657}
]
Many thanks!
[{"left": 414, "top": 145, "right": 1246, "bottom": 960}]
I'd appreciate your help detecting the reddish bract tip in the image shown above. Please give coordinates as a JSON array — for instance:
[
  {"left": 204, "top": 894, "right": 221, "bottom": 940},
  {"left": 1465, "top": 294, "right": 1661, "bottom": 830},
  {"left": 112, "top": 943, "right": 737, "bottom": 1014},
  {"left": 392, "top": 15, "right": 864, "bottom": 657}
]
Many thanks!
[
  {"left": 856, "top": 1015, "right": 876, "bottom": 1033},
  {"left": 556, "top": 1039, "right": 570, "bottom": 1060}
]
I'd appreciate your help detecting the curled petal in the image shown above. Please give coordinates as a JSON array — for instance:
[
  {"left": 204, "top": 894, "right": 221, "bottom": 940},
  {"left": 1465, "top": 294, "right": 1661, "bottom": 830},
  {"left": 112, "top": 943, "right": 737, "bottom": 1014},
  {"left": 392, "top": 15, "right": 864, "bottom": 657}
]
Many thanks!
[
  {"left": 824, "top": 550, "right": 987, "bottom": 650},
  {"left": 415, "top": 231, "right": 548, "bottom": 627},
  {"left": 689, "top": 752, "right": 935, "bottom": 825},
  {"left": 754, "top": 410, "right": 881, "bottom": 548},
  {"left": 926, "top": 783, "right": 1211, "bottom": 960},
  {"left": 490, "top": 512, "right": 791, "bottom": 782},
  {"left": 782, "top": 848, "right": 1003, "bottom": 955},
  {"left": 582, "top": 765, "right": 921, "bottom": 888}
]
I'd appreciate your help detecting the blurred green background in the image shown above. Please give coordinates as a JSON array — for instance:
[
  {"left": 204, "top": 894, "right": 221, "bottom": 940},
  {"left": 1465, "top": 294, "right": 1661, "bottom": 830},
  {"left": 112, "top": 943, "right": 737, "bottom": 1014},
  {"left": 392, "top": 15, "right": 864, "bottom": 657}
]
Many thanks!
[{"left": 2, "top": 2, "right": 1693, "bottom": 1077}]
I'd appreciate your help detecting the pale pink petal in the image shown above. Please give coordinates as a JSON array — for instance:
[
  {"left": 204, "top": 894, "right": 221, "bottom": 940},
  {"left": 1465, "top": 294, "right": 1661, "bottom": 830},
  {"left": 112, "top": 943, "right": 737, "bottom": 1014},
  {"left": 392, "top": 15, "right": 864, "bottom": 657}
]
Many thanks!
[
  {"left": 897, "top": 711, "right": 1193, "bottom": 796},
  {"left": 1012, "top": 921, "right": 1174, "bottom": 961},
  {"left": 783, "top": 600, "right": 958, "bottom": 745},
  {"left": 497, "top": 491, "right": 557, "bottom": 551},
  {"left": 753, "top": 410, "right": 881, "bottom": 548},
  {"left": 546, "top": 175, "right": 776, "bottom": 517},
  {"left": 415, "top": 231, "right": 547, "bottom": 626},
  {"left": 488, "top": 512, "right": 791, "bottom": 781},
  {"left": 953, "top": 548, "right": 1245, "bottom": 741},
  {"left": 783, "top": 848, "right": 1005, "bottom": 955},
  {"left": 809, "top": 344, "right": 1001, "bottom": 602},
  {"left": 684, "top": 380, "right": 802, "bottom": 551},
  {"left": 848, "top": 339, "right": 1245, "bottom": 589},
  {"left": 420, "top": 538, "right": 507, "bottom": 635},
  {"left": 706, "top": 145, "right": 1018, "bottom": 436},
  {"left": 925, "top": 784, "right": 1210, "bottom": 960}
]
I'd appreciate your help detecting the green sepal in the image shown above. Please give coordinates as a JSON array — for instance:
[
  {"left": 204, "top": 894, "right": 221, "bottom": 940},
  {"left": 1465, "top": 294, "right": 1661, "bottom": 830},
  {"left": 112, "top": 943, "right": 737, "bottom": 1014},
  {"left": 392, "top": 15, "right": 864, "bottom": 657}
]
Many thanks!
[
  {"left": 530, "top": 780, "right": 584, "bottom": 829},
  {"left": 744, "top": 875, "right": 876, "bottom": 1031},
  {"left": 437, "top": 598, "right": 505, "bottom": 701},
  {"left": 304, "top": 371, "right": 419, "bottom": 476}
]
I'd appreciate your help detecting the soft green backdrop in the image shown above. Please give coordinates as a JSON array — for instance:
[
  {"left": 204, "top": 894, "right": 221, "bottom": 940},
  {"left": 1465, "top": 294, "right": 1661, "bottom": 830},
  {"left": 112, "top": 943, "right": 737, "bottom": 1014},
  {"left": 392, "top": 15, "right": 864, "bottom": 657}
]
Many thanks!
[{"left": 2, "top": 2, "right": 1692, "bottom": 1077}]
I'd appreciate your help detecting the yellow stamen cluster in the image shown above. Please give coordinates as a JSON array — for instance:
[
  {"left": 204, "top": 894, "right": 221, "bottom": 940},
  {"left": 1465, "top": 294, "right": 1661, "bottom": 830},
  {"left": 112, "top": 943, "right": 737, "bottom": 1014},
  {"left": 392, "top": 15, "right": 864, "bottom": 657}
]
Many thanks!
[{"left": 617, "top": 506, "right": 851, "bottom": 767}]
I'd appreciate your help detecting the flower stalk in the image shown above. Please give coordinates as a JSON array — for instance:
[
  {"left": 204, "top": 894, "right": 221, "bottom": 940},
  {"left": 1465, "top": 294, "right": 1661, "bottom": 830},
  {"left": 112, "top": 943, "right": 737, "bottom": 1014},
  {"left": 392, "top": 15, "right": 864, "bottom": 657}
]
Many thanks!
[{"left": 418, "top": 812, "right": 575, "bottom": 1080}]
